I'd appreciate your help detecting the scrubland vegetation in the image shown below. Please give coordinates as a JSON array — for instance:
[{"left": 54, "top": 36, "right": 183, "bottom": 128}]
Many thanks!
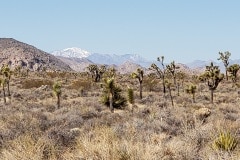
[{"left": 0, "top": 52, "right": 240, "bottom": 160}]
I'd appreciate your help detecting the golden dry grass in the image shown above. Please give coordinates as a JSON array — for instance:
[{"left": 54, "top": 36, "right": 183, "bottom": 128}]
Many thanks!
[{"left": 0, "top": 72, "right": 240, "bottom": 160}]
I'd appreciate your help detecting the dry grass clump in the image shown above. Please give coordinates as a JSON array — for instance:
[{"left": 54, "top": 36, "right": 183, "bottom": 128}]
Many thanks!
[{"left": 21, "top": 79, "right": 53, "bottom": 89}]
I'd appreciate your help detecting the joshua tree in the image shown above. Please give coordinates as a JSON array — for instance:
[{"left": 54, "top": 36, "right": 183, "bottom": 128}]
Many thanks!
[
  {"left": 105, "top": 67, "right": 117, "bottom": 78},
  {"left": 144, "top": 73, "right": 158, "bottom": 92},
  {"left": 218, "top": 51, "right": 231, "bottom": 81},
  {"left": 1, "top": 65, "right": 11, "bottom": 96},
  {"left": 227, "top": 64, "right": 240, "bottom": 83},
  {"left": 165, "top": 80, "right": 174, "bottom": 106},
  {"left": 150, "top": 56, "right": 166, "bottom": 95},
  {"left": 13, "top": 65, "right": 22, "bottom": 77},
  {"left": 166, "top": 61, "right": 179, "bottom": 85},
  {"left": 101, "top": 78, "right": 126, "bottom": 113},
  {"left": 185, "top": 84, "right": 197, "bottom": 103},
  {"left": 87, "top": 64, "right": 106, "bottom": 82},
  {"left": 127, "top": 87, "right": 135, "bottom": 112},
  {"left": 0, "top": 78, "right": 6, "bottom": 104},
  {"left": 53, "top": 82, "right": 62, "bottom": 109},
  {"left": 131, "top": 68, "right": 144, "bottom": 99},
  {"left": 200, "top": 62, "right": 224, "bottom": 103}
]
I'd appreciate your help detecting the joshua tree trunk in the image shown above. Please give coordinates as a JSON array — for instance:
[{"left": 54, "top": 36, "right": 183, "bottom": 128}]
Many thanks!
[
  {"left": 57, "top": 94, "right": 60, "bottom": 109},
  {"left": 139, "top": 81, "right": 143, "bottom": 99},
  {"left": 168, "top": 88, "right": 174, "bottom": 106},
  {"left": 2, "top": 84, "right": 6, "bottom": 104},
  {"left": 225, "top": 67, "right": 228, "bottom": 81},
  {"left": 7, "top": 81, "right": 10, "bottom": 96},
  {"left": 210, "top": 89, "right": 214, "bottom": 104},
  {"left": 192, "top": 93, "right": 195, "bottom": 103},
  {"left": 109, "top": 93, "right": 114, "bottom": 113},
  {"left": 173, "top": 76, "right": 176, "bottom": 86},
  {"left": 177, "top": 83, "right": 180, "bottom": 96},
  {"left": 162, "top": 77, "right": 166, "bottom": 96}
]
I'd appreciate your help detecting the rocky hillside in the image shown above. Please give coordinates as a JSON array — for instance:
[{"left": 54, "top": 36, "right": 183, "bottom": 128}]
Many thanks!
[
  {"left": 0, "top": 38, "right": 72, "bottom": 71},
  {"left": 56, "top": 56, "right": 93, "bottom": 72}
]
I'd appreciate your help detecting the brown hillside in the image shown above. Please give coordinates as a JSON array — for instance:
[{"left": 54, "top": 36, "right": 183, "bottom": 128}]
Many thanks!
[{"left": 0, "top": 38, "right": 72, "bottom": 71}]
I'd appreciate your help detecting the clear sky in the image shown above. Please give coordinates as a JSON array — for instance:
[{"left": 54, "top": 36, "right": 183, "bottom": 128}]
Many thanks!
[{"left": 1, "top": 0, "right": 240, "bottom": 63}]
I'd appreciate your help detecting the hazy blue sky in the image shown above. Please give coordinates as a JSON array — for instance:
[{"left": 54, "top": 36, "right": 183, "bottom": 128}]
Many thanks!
[{"left": 1, "top": 0, "right": 240, "bottom": 63}]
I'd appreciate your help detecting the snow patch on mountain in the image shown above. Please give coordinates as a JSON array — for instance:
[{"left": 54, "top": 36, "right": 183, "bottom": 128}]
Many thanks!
[{"left": 51, "top": 47, "right": 91, "bottom": 58}]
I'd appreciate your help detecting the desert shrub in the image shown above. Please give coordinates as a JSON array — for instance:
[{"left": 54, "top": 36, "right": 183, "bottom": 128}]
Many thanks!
[
  {"left": 67, "top": 79, "right": 92, "bottom": 91},
  {"left": 21, "top": 79, "right": 53, "bottom": 89},
  {"left": 213, "top": 131, "right": 238, "bottom": 152}
]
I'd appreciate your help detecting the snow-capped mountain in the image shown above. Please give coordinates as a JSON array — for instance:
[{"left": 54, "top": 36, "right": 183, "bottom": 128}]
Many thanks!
[
  {"left": 87, "top": 53, "right": 152, "bottom": 67},
  {"left": 51, "top": 48, "right": 152, "bottom": 68},
  {"left": 51, "top": 47, "right": 91, "bottom": 59}
]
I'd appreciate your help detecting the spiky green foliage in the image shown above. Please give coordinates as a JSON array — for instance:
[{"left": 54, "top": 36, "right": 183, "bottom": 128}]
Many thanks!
[
  {"left": 227, "top": 64, "right": 240, "bottom": 83},
  {"left": 213, "top": 131, "right": 238, "bottom": 152},
  {"left": 105, "top": 67, "right": 117, "bottom": 78},
  {"left": 127, "top": 87, "right": 134, "bottom": 105},
  {"left": 87, "top": 64, "right": 106, "bottom": 82},
  {"left": 166, "top": 61, "right": 179, "bottom": 85},
  {"left": 53, "top": 82, "right": 62, "bottom": 109},
  {"left": 101, "top": 78, "right": 126, "bottom": 112},
  {"left": 185, "top": 84, "right": 197, "bottom": 103},
  {"left": 218, "top": 51, "right": 231, "bottom": 80},
  {"left": 150, "top": 56, "right": 166, "bottom": 95},
  {"left": 200, "top": 62, "right": 224, "bottom": 103},
  {"left": 131, "top": 68, "right": 144, "bottom": 99}
]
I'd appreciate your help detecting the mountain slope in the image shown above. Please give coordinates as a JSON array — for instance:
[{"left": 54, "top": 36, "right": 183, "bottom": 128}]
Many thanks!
[
  {"left": 0, "top": 38, "right": 72, "bottom": 71},
  {"left": 56, "top": 56, "right": 93, "bottom": 72}
]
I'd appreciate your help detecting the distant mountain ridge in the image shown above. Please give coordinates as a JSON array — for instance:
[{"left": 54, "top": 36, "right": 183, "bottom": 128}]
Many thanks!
[
  {"left": 51, "top": 48, "right": 153, "bottom": 68},
  {"left": 51, "top": 47, "right": 240, "bottom": 74}
]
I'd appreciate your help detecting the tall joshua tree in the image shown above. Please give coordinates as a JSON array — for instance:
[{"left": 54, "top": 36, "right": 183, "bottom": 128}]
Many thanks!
[
  {"left": 218, "top": 51, "right": 231, "bottom": 81},
  {"left": 227, "top": 64, "right": 240, "bottom": 83},
  {"left": 200, "top": 62, "right": 224, "bottom": 103},
  {"left": 131, "top": 68, "right": 144, "bottom": 99},
  {"left": 166, "top": 61, "right": 179, "bottom": 85},
  {"left": 53, "top": 82, "right": 62, "bottom": 109},
  {"left": 150, "top": 56, "right": 166, "bottom": 95}
]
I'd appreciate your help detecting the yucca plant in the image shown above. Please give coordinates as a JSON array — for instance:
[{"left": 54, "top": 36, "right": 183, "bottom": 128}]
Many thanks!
[
  {"left": 213, "top": 131, "right": 238, "bottom": 152},
  {"left": 53, "top": 82, "right": 62, "bottom": 109},
  {"left": 127, "top": 87, "right": 135, "bottom": 113},
  {"left": 101, "top": 78, "right": 126, "bottom": 113}
]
